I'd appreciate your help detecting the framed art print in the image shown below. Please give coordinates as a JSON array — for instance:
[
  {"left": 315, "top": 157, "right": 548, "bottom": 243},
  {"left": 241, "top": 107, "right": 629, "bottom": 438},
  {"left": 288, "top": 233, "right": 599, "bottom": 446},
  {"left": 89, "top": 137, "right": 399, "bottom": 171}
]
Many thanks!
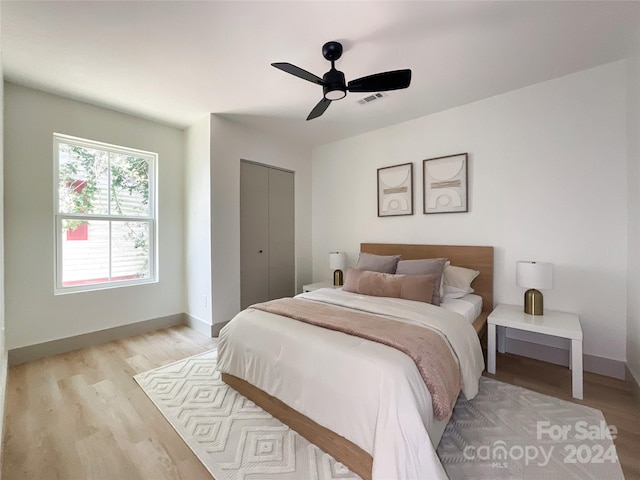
[
  {"left": 423, "top": 153, "right": 468, "bottom": 214},
  {"left": 377, "top": 162, "right": 413, "bottom": 217}
]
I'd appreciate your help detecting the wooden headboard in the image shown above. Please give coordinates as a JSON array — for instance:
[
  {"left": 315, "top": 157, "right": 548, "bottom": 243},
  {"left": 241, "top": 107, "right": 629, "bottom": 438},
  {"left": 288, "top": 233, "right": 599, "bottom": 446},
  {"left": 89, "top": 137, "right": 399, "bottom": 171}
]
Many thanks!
[{"left": 360, "top": 243, "right": 494, "bottom": 316}]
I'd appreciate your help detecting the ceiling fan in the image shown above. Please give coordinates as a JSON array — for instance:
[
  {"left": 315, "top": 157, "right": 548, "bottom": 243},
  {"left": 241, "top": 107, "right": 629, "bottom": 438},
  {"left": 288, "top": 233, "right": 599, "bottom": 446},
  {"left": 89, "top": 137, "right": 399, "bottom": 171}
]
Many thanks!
[{"left": 271, "top": 41, "right": 412, "bottom": 121}]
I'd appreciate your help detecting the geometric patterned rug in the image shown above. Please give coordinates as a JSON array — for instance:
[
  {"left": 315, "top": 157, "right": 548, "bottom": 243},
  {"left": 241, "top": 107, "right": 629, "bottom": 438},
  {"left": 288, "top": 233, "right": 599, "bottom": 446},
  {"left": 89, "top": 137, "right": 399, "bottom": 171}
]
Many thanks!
[
  {"left": 135, "top": 349, "right": 624, "bottom": 480},
  {"left": 438, "top": 378, "right": 624, "bottom": 479},
  {"left": 134, "top": 349, "right": 358, "bottom": 480}
]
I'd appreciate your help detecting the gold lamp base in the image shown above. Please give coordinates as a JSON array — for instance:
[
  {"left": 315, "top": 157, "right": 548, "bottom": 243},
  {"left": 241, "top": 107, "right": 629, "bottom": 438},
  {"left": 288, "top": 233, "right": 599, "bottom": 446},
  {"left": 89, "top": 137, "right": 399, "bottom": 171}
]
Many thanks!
[
  {"left": 524, "top": 289, "right": 544, "bottom": 315},
  {"left": 333, "top": 269, "right": 344, "bottom": 286}
]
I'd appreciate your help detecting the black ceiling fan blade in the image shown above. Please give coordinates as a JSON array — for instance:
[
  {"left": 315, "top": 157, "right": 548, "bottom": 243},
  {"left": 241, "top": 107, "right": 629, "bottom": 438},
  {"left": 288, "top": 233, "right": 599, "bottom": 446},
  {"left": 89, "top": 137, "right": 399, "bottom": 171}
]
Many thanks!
[
  {"left": 271, "top": 62, "right": 325, "bottom": 86},
  {"left": 307, "top": 97, "right": 332, "bottom": 121},
  {"left": 347, "top": 69, "right": 412, "bottom": 92}
]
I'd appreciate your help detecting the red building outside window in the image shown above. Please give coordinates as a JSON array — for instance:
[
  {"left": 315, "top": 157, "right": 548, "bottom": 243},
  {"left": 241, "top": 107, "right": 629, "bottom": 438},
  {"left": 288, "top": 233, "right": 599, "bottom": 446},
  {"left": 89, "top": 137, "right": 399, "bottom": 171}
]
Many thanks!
[{"left": 66, "top": 180, "right": 88, "bottom": 241}]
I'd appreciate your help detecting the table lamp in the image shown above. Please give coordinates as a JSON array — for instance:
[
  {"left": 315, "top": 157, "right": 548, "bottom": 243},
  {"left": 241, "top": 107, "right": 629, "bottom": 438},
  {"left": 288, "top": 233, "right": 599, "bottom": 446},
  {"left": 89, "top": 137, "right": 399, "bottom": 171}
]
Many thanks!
[
  {"left": 329, "top": 252, "right": 347, "bottom": 286},
  {"left": 516, "top": 261, "right": 553, "bottom": 315}
]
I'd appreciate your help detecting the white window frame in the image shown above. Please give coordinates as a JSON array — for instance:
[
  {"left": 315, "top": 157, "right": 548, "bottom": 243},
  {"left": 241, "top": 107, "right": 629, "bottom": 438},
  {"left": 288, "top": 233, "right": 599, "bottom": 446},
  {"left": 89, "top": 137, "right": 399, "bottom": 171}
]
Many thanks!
[{"left": 53, "top": 133, "right": 158, "bottom": 294}]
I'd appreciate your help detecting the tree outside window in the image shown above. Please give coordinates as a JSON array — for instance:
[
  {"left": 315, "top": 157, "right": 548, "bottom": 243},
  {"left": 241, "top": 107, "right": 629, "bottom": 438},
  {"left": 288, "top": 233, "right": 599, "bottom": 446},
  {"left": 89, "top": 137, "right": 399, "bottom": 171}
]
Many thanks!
[{"left": 55, "top": 134, "right": 157, "bottom": 292}]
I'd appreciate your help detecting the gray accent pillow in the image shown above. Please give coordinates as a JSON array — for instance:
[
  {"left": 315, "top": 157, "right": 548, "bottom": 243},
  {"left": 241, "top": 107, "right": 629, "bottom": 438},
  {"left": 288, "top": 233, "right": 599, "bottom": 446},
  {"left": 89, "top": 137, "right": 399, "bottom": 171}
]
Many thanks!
[
  {"left": 396, "top": 258, "right": 448, "bottom": 306},
  {"left": 355, "top": 252, "right": 401, "bottom": 274}
]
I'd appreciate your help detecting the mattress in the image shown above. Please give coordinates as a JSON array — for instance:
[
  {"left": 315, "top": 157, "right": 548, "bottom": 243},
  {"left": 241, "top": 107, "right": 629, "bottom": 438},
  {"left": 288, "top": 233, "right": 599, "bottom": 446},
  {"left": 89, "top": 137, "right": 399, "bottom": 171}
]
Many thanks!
[
  {"left": 440, "top": 293, "right": 483, "bottom": 324},
  {"left": 217, "top": 288, "right": 484, "bottom": 480}
]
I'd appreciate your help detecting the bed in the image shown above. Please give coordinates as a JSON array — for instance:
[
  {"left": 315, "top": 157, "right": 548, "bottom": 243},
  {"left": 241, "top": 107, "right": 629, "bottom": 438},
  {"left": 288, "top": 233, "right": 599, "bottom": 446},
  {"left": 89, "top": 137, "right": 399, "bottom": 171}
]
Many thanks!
[{"left": 217, "top": 243, "right": 493, "bottom": 479}]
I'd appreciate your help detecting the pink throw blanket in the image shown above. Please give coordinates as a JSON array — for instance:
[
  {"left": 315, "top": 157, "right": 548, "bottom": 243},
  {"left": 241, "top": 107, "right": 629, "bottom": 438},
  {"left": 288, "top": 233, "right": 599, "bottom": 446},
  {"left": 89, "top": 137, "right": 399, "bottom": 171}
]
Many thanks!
[{"left": 250, "top": 297, "right": 462, "bottom": 421}]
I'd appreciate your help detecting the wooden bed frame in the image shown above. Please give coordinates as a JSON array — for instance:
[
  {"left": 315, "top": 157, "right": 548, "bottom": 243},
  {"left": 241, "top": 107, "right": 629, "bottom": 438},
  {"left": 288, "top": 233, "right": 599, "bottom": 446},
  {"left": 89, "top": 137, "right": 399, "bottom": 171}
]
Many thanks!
[{"left": 222, "top": 243, "right": 494, "bottom": 480}]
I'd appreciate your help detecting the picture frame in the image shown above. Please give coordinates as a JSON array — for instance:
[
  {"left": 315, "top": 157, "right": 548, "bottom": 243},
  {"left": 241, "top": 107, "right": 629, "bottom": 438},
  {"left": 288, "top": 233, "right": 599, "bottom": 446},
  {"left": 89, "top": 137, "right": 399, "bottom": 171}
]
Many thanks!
[
  {"left": 423, "top": 153, "right": 468, "bottom": 214},
  {"left": 377, "top": 162, "right": 413, "bottom": 217}
]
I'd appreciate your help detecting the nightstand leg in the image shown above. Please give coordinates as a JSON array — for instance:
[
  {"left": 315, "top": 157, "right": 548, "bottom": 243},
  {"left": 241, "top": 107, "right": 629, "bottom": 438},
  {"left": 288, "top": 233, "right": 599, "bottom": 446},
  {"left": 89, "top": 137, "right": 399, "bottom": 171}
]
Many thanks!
[
  {"left": 571, "top": 339, "right": 583, "bottom": 400},
  {"left": 569, "top": 350, "right": 572, "bottom": 370},
  {"left": 488, "top": 323, "right": 496, "bottom": 374},
  {"left": 497, "top": 326, "right": 506, "bottom": 353}
]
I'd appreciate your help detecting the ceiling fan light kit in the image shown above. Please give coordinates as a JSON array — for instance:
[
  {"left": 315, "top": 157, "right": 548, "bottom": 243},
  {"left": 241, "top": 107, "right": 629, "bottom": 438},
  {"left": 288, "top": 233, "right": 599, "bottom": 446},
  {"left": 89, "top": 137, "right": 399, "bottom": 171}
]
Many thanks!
[
  {"left": 323, "top": 69, "right": 347, "bottom": 101},
  {"left": 272, "top": 41, "right": 412, "bottom": 120}
]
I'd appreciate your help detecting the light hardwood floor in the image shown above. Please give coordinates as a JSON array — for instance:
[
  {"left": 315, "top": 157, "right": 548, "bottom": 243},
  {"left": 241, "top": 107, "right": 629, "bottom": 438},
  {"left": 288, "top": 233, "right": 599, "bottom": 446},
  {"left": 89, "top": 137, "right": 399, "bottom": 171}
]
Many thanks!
[
  {"left": 486, "top": 351, "right": 640, "bottom": 480},
  {"left": 2, "top": 326, "right": 639, "bottom": 479},
  {"left": 2, "top": 326, "right": 218, "bottom": 480}
]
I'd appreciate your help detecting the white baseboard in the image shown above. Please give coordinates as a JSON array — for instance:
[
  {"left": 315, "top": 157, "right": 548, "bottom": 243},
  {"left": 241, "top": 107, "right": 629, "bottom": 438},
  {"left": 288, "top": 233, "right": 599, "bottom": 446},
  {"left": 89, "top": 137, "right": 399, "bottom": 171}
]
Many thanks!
[
  {"left": 8, "top": 313, "right": 186, "bottom": 366},
  {"left": 212, "top": 321, "right": 230, "bottom": 337},
  {"left": 185, "top": 314, "right": 215, "bottom": 337},
  {"left": 0, "top": 335, "right": 7, "bottom": 473},
  {"left": 627, "top": 366, "right": 640, "bottom": 401},
  {"left": 505, "top": 337, "right": 626, "bottom": 380},
  {"left": 184, "top": 314, "right": 229, "bottom": 338}
]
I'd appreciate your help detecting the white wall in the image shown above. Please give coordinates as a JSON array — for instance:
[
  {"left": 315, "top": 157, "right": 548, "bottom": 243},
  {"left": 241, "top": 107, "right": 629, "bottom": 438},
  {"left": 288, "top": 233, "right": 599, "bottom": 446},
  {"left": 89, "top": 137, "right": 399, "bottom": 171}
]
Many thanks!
[
  {"left": 312, "top": 61, "right": 629, "bottom": 371},
  {"left": 184, "top": 115, "right": 212, "bottom": 331},
  {"left": 627, "top": 56, "right": 640, "bottom": 385},
  {"left": 0, "top": 14, "right": 8, "bottom": 467},
  {"left": 209, "top": 115, "right": 312, "bottom": 330},
  {"left": 4, "top": 83, "right": 185, "bottom": 349}
]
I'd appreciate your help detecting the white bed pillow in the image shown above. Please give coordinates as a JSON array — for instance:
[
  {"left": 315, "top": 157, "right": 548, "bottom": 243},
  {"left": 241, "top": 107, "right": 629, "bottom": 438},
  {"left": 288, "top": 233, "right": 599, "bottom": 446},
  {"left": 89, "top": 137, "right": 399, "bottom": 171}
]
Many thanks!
[
  {"left": 443, "top": 264, "right": 480, "bottom": 293},
  {"left": 443, "top": 285, "right": 474, "bottom": 300}
]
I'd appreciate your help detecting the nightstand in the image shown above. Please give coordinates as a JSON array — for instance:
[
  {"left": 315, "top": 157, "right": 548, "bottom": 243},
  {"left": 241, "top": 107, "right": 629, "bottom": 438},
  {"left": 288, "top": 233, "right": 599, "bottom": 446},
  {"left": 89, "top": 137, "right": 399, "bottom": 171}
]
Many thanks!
[
  {"left": 487, "top": 304, "right": 583, "bottom": 399},
  {"left": 302, "top": 281, "right": 341, "bottom": 292}
]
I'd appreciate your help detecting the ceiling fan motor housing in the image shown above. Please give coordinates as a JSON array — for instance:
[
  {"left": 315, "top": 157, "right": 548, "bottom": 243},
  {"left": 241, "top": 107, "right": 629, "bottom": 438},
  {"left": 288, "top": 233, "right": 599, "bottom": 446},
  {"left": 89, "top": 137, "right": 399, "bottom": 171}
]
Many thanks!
[
  {"left": 323, "top": 69, "right": 346, "bottom": 100},
  {"left": 322, "top": 41, "right": 343, "bottom": 62}
]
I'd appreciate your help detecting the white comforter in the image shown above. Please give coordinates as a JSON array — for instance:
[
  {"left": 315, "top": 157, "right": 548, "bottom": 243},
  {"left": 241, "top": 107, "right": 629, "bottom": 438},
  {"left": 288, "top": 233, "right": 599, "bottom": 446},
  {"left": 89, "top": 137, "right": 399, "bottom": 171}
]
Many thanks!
[{"left": 217, "top": 289, "right": 485, "bottom": 480}]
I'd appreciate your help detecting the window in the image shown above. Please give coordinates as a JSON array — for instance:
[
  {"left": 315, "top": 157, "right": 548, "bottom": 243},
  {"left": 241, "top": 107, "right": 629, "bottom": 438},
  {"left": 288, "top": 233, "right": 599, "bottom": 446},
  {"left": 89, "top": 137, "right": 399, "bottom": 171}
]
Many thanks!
[{"left": 54, "top": 134, "right": 157, "bottom": 293}]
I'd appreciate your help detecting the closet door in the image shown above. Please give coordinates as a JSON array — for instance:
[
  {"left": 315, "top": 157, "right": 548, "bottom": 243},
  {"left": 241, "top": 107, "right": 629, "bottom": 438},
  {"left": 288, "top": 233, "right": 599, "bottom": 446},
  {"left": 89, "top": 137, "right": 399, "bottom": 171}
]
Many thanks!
[
  {"left": 268, "top": 167, "right": 295, "bottom": 300},
  {"left": 240, "top": 161, "right": 295, "bottom": 310},
  {"left": 240, "top": 162, "right": 270, "bottom": 309}
]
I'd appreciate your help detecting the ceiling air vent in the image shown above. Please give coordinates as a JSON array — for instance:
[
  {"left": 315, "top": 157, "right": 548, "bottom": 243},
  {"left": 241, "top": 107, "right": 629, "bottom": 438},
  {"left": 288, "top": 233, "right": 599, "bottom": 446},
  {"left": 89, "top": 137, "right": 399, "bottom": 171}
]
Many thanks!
[{"left": 357, "top": 92, "right": 386, "bottom": 105}]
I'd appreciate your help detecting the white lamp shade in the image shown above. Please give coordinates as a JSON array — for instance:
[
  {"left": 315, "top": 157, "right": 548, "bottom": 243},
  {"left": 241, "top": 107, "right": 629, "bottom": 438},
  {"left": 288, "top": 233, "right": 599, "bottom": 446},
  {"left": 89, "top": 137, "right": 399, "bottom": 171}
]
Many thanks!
[
  {"left": 516, "top": 261, "right": 553, "bottom": 290},
  {"left": 329, "top": 251, "right": 347, "bottom": 271}
]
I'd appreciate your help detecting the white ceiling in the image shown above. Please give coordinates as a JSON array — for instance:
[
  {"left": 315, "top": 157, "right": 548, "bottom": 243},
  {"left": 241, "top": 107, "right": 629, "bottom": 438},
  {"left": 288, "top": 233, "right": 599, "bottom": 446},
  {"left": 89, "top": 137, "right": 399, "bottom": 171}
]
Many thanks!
[{"left": 2, "top": 1, "right": 639, "bottom": 147}]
